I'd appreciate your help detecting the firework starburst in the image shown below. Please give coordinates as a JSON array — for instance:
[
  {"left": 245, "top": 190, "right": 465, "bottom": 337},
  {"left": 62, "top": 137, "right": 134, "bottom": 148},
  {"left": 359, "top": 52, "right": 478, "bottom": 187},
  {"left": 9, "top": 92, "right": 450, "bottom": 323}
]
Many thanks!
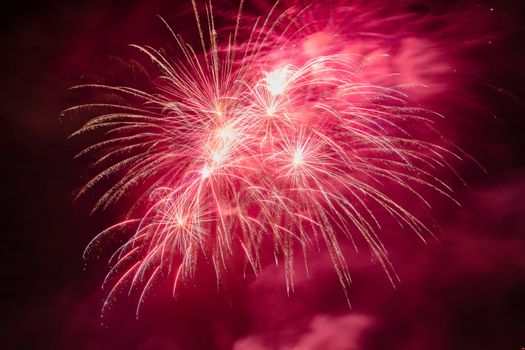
[{"left": 69, "top": 0, "right": 462, "bottom": 316}]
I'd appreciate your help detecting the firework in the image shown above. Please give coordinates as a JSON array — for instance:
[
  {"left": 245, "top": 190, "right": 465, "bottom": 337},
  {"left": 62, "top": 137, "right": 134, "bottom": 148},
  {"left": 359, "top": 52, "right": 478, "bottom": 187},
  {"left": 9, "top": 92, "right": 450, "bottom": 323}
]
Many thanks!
[{"left": 69, "top": 0, "right": 462, "bottom": 316}]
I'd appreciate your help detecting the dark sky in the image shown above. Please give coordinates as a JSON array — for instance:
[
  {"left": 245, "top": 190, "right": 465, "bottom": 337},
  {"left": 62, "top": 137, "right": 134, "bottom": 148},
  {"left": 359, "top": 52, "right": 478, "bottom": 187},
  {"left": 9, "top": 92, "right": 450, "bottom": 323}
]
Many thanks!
[{"left": 1, "top": 0, "right": 525, "bottom": 349}]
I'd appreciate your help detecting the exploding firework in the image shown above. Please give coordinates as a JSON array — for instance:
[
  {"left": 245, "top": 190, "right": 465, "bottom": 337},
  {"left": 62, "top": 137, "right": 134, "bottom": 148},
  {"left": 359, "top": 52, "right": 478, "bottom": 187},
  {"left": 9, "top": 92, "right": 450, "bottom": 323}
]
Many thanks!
[{"left": 68, "top": 0, "right": 465, "bottom": 316}]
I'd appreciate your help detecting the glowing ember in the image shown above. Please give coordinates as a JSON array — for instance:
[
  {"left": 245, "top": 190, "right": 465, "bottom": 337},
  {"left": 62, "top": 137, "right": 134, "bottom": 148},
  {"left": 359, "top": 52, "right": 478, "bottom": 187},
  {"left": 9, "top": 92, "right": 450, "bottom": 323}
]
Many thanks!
[{"left": 264, "top": 66, "right": 290, "bottom": 95}]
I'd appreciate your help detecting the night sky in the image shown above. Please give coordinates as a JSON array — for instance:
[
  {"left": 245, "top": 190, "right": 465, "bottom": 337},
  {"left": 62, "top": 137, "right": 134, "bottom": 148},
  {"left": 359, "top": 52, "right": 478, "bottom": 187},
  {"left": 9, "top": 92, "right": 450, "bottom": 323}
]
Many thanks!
[{"left": 1, "top": 0, "right": 525, "bottom": 349}]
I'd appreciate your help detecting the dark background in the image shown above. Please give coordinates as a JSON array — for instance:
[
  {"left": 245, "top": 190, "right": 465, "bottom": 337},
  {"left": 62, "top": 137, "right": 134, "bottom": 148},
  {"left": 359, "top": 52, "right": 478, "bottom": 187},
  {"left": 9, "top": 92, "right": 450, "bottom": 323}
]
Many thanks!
[{"left": 1, "top": 0, "right": 525, "bottom": 349}]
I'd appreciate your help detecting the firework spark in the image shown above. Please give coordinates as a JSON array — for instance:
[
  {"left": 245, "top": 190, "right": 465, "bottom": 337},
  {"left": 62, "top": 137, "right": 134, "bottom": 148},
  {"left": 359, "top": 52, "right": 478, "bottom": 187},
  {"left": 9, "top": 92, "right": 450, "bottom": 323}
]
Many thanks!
[{"left": 69, "top": 0, "right": 463, "bottom": 316}]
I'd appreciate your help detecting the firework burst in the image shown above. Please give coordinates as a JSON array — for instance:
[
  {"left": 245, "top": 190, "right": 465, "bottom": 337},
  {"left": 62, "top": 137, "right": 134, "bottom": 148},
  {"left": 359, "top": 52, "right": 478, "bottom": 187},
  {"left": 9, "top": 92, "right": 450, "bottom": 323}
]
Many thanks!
[{"left": 69, "top": 0, "right": 463, "bottom": 316}]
